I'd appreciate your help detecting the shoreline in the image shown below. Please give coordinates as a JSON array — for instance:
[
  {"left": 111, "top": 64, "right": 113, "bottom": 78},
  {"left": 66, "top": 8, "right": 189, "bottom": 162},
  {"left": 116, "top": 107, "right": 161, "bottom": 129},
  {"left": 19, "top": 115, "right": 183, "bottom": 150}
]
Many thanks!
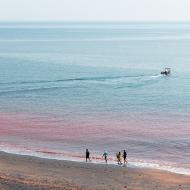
[
  {"left": 0, "top": 151, "right": 190, "bottom": 190},
  {"left": 1, "top": 146, "right": 190, "bottom": 176}
]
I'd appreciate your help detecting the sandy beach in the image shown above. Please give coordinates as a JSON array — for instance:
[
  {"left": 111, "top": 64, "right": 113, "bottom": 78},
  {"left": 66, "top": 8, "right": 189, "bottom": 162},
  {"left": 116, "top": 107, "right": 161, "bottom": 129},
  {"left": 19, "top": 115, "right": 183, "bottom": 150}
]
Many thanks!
[{"left": 0, "top": 151, "right": 189, "bottom": 190}]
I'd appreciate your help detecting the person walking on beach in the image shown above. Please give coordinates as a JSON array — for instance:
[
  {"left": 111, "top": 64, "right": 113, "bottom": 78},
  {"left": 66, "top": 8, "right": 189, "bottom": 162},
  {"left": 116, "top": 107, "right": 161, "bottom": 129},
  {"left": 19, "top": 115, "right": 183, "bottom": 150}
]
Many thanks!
[
  {"left": 102, "top": 151, "right": 108, "bottom": 163},
  {"left": 116, "top": 152, "right": 122, "bottom": 165},
  {"left": 86, "top": 149, "right": 91, "bottom": 162},
  {"left": 123, "top": 150, "right": 127, "bottom": 166}
]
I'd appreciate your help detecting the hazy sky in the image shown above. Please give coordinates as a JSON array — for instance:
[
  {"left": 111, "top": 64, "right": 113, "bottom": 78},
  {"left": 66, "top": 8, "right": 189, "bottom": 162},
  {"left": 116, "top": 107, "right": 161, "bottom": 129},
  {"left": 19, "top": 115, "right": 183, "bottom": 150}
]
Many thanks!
[{"left": 0, "top": 0, "right": 190, "bottom": 21}]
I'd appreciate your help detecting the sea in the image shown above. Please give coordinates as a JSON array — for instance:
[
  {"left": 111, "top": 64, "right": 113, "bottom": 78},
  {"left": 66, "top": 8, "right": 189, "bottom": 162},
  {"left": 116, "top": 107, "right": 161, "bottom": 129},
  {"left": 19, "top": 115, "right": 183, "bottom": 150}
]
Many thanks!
[{"left": 0, "top": 22, "right": 190, "bottom": 175}]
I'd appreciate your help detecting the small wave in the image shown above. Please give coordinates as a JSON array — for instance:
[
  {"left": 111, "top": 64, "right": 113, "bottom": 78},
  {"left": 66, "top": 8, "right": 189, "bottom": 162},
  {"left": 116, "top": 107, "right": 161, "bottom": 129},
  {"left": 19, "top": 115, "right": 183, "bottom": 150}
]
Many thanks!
[{"left": 129, "top": 159, "right": 190, "bottom": 176}]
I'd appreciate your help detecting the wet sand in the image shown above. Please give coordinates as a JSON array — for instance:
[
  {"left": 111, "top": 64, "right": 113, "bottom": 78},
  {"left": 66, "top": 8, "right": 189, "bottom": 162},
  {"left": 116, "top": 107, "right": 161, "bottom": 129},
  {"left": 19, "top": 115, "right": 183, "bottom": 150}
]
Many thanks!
[{"left": 0, "top": 151, "right": 189, "bottom": 190}]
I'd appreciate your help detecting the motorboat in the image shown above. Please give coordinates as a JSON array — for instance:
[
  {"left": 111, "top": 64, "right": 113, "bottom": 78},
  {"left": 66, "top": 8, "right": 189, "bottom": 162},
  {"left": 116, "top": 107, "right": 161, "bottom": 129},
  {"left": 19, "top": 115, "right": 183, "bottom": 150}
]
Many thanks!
[{"left": 161, "top": 68, "right": 171, "bottom": 75}]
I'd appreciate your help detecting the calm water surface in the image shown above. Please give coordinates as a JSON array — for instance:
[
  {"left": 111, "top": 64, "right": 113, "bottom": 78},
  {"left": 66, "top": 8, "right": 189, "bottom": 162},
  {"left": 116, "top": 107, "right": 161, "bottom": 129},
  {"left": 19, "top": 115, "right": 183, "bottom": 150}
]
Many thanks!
[{"left": 0, "top": 22, "right": 190, "bottom": 174}]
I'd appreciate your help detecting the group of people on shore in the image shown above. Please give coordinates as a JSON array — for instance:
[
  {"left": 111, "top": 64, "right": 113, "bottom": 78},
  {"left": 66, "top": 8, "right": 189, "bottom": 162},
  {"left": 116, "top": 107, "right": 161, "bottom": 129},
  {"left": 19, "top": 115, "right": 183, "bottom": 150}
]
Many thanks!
[{"left": 85, "top": 149, "right": 128, "bottom": 166}]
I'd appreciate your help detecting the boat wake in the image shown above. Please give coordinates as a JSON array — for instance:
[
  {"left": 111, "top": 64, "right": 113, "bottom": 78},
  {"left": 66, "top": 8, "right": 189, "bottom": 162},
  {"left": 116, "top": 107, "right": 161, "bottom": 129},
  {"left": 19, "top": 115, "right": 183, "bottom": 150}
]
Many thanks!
[{"left": 0, "top": 74, "right": 162, "bottom": 95}]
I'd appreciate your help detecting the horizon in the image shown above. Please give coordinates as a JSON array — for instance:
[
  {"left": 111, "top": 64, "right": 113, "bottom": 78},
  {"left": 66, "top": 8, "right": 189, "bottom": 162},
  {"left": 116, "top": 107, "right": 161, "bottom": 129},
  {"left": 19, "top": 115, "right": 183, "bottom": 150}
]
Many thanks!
[{"left": 1, "top": 20, "right": 190, "bottom": 23}]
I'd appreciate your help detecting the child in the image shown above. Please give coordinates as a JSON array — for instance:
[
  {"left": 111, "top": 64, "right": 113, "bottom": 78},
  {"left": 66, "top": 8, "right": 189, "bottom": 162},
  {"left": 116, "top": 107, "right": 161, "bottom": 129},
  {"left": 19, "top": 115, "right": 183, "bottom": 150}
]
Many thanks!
[
  {"left": 116, "top": 152, "right": 122, "bottom": 165},
  {"left": 102, "top": 151, "right": 108, "bottom": 163}
]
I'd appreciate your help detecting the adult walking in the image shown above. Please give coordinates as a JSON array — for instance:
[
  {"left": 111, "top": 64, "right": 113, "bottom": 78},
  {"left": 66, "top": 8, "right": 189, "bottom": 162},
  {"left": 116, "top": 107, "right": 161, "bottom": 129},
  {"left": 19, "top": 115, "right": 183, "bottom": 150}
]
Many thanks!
[
  {"left": 86, "top": 149, "right": 91, "bottom": 162},
  {"left": 123, "top": 150, "right": 127, "bottom": 166}
]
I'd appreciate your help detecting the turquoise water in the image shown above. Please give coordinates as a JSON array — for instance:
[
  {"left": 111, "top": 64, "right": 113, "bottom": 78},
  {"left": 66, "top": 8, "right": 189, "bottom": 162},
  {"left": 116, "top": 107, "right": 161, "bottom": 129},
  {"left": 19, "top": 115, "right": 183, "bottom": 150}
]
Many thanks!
[{"left": 0, "top": 22, "right": 190, "bottom": 174}]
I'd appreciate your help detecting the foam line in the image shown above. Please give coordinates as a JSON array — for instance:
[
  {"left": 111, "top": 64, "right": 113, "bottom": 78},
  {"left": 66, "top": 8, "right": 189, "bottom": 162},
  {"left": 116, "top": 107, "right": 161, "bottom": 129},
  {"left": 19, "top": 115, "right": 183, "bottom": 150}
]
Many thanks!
[{"left": 0, "top": 145, "right": 189, "bottom": 176}]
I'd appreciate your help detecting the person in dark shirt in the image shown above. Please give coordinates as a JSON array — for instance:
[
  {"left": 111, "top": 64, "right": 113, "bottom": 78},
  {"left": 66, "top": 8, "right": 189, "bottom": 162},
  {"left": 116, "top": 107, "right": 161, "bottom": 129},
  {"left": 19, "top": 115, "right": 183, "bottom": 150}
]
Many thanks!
[
  {"left": 86, "top": 149, "right": 91, "bottom": 162},
  {"left": 123, "top": 150, "right": 127, "bottom": 166}
]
